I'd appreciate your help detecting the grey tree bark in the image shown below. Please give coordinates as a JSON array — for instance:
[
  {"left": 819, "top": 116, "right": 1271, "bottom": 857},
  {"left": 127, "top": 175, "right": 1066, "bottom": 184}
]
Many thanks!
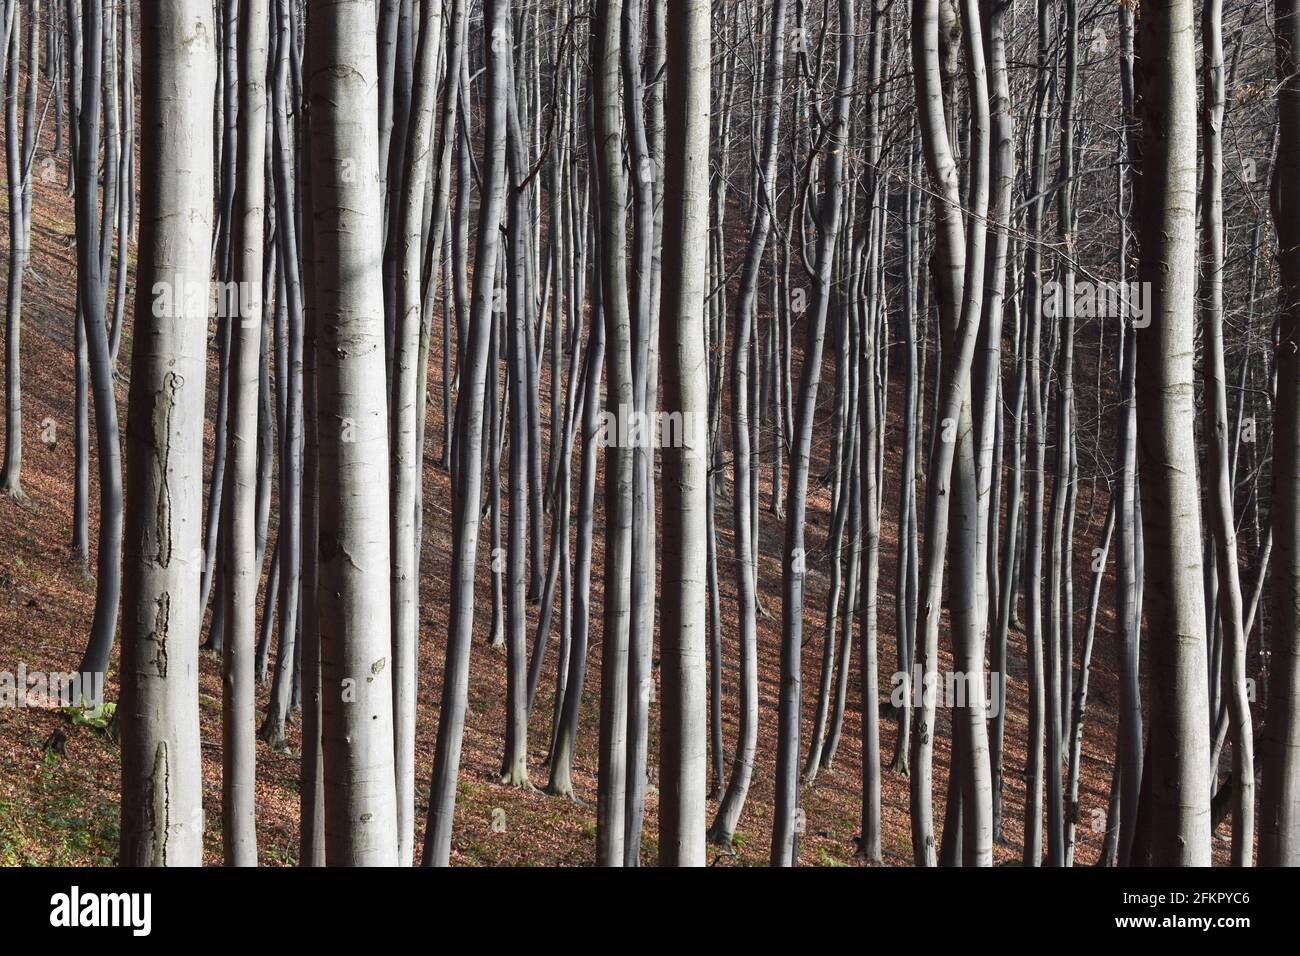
[
  {"left": 593, "top": 0, "right": 634, "bottom": 866},
  {"left": 708, "top": 0, "right": 787, "bottom": 851},
  {"left": 119, "top": 0, "right": 216, "bottom": 867},
  {"left": 220, "top": 0, "right": 271, "bottom": 868},
  {"left": 1263, "top": 0, "right": 1300, "bottom": 867},
  {"left": 1, "top": 0, "right": 37, "bottom": 501},
  {"left": 1200, "top": 0, "right": 1253, "bottom": 866},
  {"left": 389, "top": 0, "right": 443, "bottom": 865},
  {"left": 423, "top": 0, "right": 512, "bottom": 866},
  {"left": 307, "top": 0, "right": 400, "bottom": 866},
  {"left": 1134, "top": 0, "right": 1211, "bottom": 866},
  {"left": 656, "top": 0, "right": 709, "bottom": 868},
  {"left": 75, "top": 0, "right": 124, "bottom": 683},
  {"left": 772, "top": 0, "right": 854, "bottom": 868}
]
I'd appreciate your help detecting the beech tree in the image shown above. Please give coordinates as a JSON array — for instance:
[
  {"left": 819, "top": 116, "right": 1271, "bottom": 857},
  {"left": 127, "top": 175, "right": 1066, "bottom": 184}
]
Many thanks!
[
  {"left": 119, "top": 0, "right": 216, "bottom": 867},
  {"left": 1264, "top": 0, "right": 1300, "bottom": 867},
  {"left": 657, "top": 0, "right": 709, "bottom": 868},
  {"left": 423, "top": 0, "right": 511, "bottom": 867},
  {"left": 307, "top": 0, "right": 400, "bottom": 866},
  {"left": 593, "top": 0, "right": 634, "bottom": 866},
  {"left": 5, "top": 0, "right": 1297, "bottom": 875},
  {"left": 1133, "top": 0, "right": 1211, "bottom": 866},
  {"left": 1, "top": 0, "right": 36, "bottom": 500},
  {"left": 220, "top": 0, "right": 271, "bottom": 867}
]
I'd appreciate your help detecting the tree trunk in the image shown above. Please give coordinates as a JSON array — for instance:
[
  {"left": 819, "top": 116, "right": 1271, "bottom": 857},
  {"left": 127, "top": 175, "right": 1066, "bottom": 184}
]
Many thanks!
[
  {"left": 593, "top": 0, "right": 634, "bottom": 866},
  {"left": 119, "top": 0, "right": 216, "bottom": 867},
  {"left": 220, "top": 0, "right": 271, "bottom": 867},
  {"left": 307, "top": 0, "right": 399, "bottom": 867},
  {"left": 423, "top": 0, "right": 512, "bottom": 866},
  {"left": 1263, "top": 0, "right": 1300, "bottom": 866},
  {"left": 1133, "top": 0, "right": 1211, "bottom": 866},
  {"left": 388, "top": 0, "right": 443, "bottom": 865},
  {"left": 656, "top": 0, "right": 709, "bottom": 867},
  {"left": 772, "top": 0, "right": 854, "bottom": 868}
]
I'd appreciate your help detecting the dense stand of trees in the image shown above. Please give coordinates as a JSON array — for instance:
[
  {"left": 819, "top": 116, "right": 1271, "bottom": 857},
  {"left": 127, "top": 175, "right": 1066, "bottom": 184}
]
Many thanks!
[{"left": 2, "top": 0, "right": 1300, "bottom": 866}]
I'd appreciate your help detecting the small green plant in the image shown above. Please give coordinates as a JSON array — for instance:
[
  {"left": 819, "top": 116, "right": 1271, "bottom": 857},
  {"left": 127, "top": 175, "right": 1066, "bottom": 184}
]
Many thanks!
[
  {"left": 67, "top": 700, "right": 116, "bottom": 732},
  {"left": 818, "top": 848, "right": 849, "bottom": 868}
]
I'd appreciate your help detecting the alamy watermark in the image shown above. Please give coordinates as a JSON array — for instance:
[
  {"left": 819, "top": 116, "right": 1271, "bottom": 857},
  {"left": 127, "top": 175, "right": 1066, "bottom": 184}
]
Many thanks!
[
  {"left": 890, "top": 666, "right": 1004, "bottom": 719},
  {"left": 50, "top": 886, "right": 151, "bottom": 937},
  {"left": 1043, "top": 278, "right": 1151, "bottom": 327},
  {"left": 594, "top": 403, "right": 706, "bottom": 451},
  {"left": 0, "top": 664, "right": 104, "bottom": 709},
  {"left": 151, "top": 274, "right": 259, "bottom": 324}
]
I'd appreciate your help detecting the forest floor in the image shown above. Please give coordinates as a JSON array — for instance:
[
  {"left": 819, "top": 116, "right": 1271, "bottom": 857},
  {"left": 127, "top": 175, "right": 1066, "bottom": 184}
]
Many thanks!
[{"left": 0, "top": 77, "right": 1239, "bottom": 868}]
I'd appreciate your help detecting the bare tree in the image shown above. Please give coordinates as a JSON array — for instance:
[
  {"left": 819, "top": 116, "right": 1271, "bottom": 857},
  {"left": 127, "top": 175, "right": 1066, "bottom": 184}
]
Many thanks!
[
  {"left": 1, "top": 0, "right": 37, "bottom": 501},
  {"left": 1133, "top": 0, "right": 1211, "bottom": 867},
  {"left": 593, "top": 0, "right": 635, "bottom": 866},
  {"left": 390, "top": 0, "right": 443, "bottom": 866},
  {"left": 220, "top": 0, "right": 271, "bottom": 867},
  {"left": 119, "top": 0, "right": 216, "bottom": 867},
  {"left": 657, "top": 0, "right": 710, "bottom": 868},
  {"left": 307, "top": 0, "right": 400, "bottom": 866},
  {"left": 1263, "top": 0, "right": 1300, "bottom": 867},
  {"left": 709, "top": 0, "right": 788, "bottom": 851},
  {"left": 423, "top": 0, "right": 513, "bottom": 866}
]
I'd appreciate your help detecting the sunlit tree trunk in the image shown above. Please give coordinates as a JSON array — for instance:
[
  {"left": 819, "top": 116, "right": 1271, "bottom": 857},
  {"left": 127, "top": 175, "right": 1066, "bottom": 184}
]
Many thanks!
[
  {"left": 307, "top": 0, "right": 399, "bottom": 866},
  {"left": 119, "top": 0, "right": 216, "bottom": 867},
  {"left": 657, "top": 0, "right": 709, "bottom": 867},
  {"left": 1134, "top": 0, "right": 1211, "bottom": 867},
  {"left": 220, "top": 0, "right": 270, "bottom": 867}
]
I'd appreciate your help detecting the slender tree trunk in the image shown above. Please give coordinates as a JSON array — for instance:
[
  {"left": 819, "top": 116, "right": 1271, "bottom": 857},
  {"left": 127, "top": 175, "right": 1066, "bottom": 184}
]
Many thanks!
[
  {"left": 1263, "top": 0, "right": 1300, "bottom": 867},
  {"left": 220, "top": 0, "right": 271, "bottom": 867},
  {"left": 1019, "top": 0, "right": 1052, "bottom": 865},
  {"left": 76, "top": 0, "right": 124, "bottom": 682},
  {"left": 709, "top": 0, "right": 787, "bottom": 851},
  {"left": 423, "top": 0, "right": 512, "bottom": 866},
  {"left": 772, "top": 0, "right": 854, "bottom": 868},
  {"left": 388, "top": 0, "right": 443, "bottom": 865},
  {"left": 1114, "top": 0, "right": 1143, "bottom": 866},
  {"left": 1, "top": 0, "right": 37, "bottom": 500},
  {"left": 593, "top": 0, "right": 634, "bottom": 866},
  {"left": 1200, "top": 0, "right": 1253, "bottom": 866},
  {"left": 908, "top": 0, "right": 989, "bottom": 866}
]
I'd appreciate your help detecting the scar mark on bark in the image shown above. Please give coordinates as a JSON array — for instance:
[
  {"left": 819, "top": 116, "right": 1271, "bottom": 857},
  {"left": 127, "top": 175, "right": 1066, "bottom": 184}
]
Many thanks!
[
  {"left": 152, "top": 372, "right": 183, "bottom": 567},
  {"left": 149, "top": 592, "right": 171, "bottom": 677},
  {"left": 145, "top": 741, "right": 171, "bottom": 867}
]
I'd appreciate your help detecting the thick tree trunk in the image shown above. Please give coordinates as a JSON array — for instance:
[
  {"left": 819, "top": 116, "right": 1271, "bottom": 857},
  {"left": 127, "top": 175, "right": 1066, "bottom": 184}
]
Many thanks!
[
  {"left": 1134, "top": 0, "right": 1211, "bottom": 866},
  {"left": 307, "top": 0, "right": 399, "bottom": 867},
  {"left": 119, "top": 0, "right": 216, "bottom": 867},
  {"left": 656, "top": 0, "right": 709, "bottom": 867}
]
